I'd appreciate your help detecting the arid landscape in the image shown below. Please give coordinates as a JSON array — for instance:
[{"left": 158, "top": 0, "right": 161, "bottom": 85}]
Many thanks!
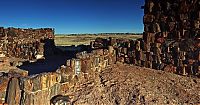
[
  {"left": 54, "top": 34, "right": 142, "bottom": 46},
  {"left": 0, "top": 0, "right": 200, "bottom": 105}
]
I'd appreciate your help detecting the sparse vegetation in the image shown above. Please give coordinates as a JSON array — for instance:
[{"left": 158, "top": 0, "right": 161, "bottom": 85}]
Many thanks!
[{"left": 55, "top": 34, "right": 142, "bottom": 46}]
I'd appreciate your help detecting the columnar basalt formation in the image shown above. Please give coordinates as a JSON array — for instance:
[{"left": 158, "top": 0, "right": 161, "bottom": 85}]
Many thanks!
[{"left": 0, "top": 27, "right": 55, "bottom": 61}]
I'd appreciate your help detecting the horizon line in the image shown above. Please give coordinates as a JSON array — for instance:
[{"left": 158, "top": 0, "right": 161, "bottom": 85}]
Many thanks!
[{"left": 55, "top": 32, "right": 143, "bottom": 35}]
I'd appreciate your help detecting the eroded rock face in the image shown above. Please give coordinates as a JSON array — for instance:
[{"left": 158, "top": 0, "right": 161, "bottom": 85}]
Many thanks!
[{"left": 66, "top": 63, "right": 200, "bottom": 105}]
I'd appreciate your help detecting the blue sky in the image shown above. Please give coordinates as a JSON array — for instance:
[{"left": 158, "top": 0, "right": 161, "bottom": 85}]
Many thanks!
[{"left": 0, "top": 0, "right": 144, "bottom": 34}]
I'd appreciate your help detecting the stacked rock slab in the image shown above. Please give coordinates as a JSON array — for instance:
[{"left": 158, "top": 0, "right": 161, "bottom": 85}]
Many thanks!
[
  {"left": 6, "top": 78, "right": 21, "bottom": 105},
  {"left": 90, "top": 0, "right": 200, "bottom": 76},
  {"left": 0, "top": 27, "right": 54, "bottom": 61},
  {"left": 142, "top": 0, "right": 200, "bottom": 75},
  {"left": 91, "top": 33, "right": 199, "bottom": 76},
  {"left": 0, "top": 45, "right": 116, "bottom": 105},
  {"left": 58, "top": 46, "right": 116, "bottom": 84},
  {"left": 20, "top": 72, "right": 62, "bottom": 105},
  {"left": 0, "top": 68, "right": 28, "bottom": 105}
]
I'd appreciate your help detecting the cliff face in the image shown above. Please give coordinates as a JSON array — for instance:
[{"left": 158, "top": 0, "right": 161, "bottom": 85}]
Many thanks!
[{"left": 64, "top": 63, "right": 200, "bottom": 105}]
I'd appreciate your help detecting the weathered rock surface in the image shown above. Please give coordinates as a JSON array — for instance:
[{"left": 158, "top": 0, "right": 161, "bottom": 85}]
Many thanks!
[{"left": 66, "top": 63, "right": 200, "bottom": 105}]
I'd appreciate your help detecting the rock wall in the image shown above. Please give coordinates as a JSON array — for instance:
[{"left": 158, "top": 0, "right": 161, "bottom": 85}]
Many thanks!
[
  {"left": 91, "top": 34, "right": 199, "bottom": 76},
  {"left": 0, "top": 46, "right": 116, "bottom": 105},
  {"left": 0, "top": 27, "right": 55, "bottom": 61},
  {"left": 90, "top": 0, "right": 200, "bottom": 76},
  {"left": 0, "top": 68, "right": 28, "bottom": 105},
  {"left": 142, "top": 0, "right": 200, "bottom": 75}
]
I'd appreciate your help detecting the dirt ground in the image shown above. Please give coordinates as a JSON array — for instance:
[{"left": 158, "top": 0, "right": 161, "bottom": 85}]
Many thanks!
[{"left": 66, "top": 63, "right": 200, "bottom": 105}]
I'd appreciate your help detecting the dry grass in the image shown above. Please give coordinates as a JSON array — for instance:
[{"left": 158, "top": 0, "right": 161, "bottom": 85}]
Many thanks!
[{"left": 54, "top": 34, "right": 142, "bottom": 46}]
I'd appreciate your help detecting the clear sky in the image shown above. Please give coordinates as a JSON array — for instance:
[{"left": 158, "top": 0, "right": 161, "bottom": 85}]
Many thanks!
[{"left": 0, "top": 0, "right": 144, "bottom": 34}]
